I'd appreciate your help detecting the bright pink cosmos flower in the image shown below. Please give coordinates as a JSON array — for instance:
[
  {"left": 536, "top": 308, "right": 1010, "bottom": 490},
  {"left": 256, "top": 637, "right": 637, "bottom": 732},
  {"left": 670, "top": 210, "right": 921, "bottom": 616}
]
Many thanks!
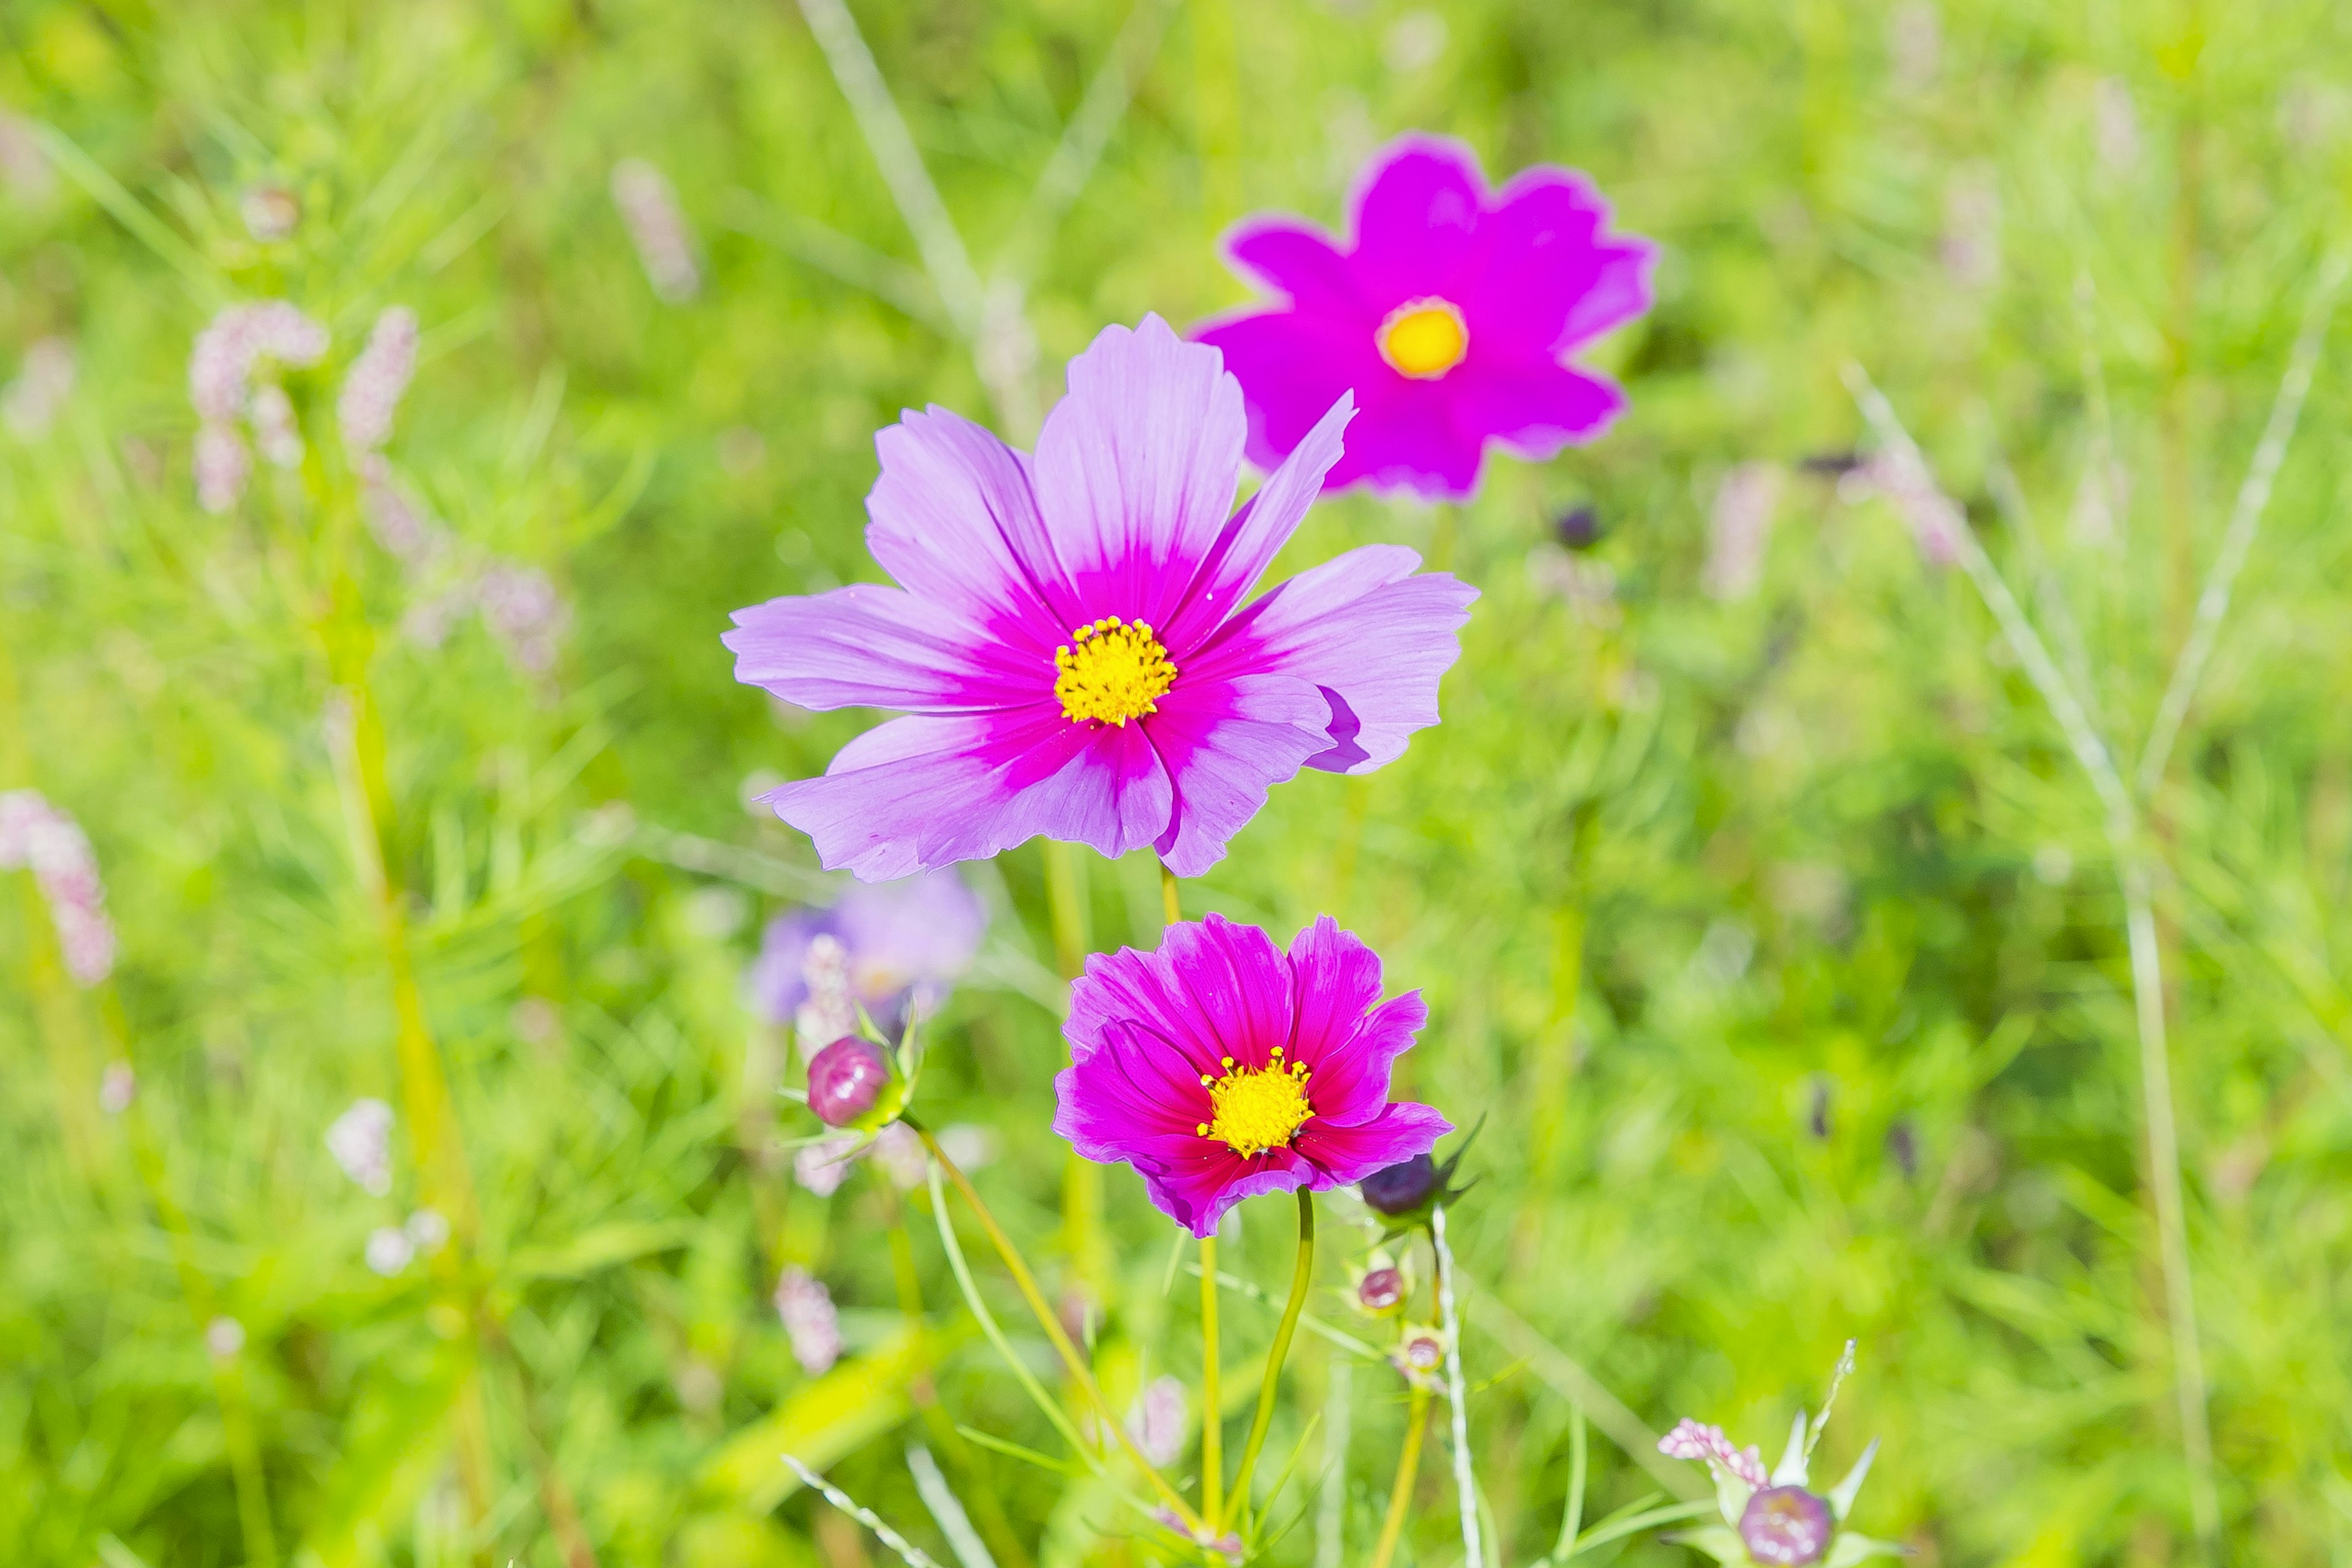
[
  {"left": 1196, "top": 134, "right": 1656, "bottom": 501},
  {"left": 726, "top": 315, "right": 1476, "bottom": 880},
  {"left": 1053, "top": 913, "right": 1451, "bottom": 1238}
]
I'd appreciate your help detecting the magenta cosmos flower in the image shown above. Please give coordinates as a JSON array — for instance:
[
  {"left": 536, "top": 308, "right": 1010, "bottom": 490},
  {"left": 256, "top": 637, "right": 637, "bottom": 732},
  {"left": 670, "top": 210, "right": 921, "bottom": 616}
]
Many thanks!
[
  {"left": 1196, "top": 134, "right": 1656, "bottom": 500},
  {"left": 726, "top": 315, "right": 1476, "bottom": 879},
  {"left": 1053, "top": 913, "right": 1451, "bottom": 1237}
]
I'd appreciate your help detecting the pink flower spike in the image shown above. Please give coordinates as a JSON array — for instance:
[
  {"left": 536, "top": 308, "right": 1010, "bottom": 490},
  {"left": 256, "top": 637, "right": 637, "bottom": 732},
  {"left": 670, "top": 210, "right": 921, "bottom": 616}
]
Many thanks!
[{"left": 1659, "top": 1417, "right": 1768, "bottom": 1490}]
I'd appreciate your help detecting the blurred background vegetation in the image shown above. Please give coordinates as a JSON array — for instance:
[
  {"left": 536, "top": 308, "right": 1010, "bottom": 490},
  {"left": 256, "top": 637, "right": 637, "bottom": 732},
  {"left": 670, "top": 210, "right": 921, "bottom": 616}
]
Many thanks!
[{"left": 7, "top": 0, "right": 2352, "bottom": 1564}]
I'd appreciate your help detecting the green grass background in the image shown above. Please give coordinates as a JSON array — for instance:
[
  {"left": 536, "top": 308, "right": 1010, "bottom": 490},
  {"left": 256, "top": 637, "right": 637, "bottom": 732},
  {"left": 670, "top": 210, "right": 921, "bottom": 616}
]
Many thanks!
[{"left": 6, "top": 0, "right": 2352, "bottom": 1563}]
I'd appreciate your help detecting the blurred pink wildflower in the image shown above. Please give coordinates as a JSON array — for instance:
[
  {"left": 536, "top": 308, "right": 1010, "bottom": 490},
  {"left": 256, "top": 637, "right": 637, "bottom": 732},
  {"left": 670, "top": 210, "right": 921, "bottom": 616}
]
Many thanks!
[{"left": 0, "top": 790, "right": 117, "bottom": 985}]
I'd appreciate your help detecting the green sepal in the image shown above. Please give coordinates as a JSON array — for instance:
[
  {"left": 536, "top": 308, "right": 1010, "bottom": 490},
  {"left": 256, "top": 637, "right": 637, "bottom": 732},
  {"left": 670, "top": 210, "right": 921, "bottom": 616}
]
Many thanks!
[{"left": 1659, "top": 1525, "right": 1751, "bottom": 1564}]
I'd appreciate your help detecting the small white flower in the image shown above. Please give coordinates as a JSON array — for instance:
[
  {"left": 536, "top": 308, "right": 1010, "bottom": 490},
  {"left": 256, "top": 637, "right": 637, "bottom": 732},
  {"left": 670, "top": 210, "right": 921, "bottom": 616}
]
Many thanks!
[
  {"left": 365, "top": 1225, "right": 415, "bottom": 1276},
  {"left": 405, "top": 1207, "right": 450, "bottom": 1254},
  {"left": 326, "top": 1098, "right": 396, "bottom": 1196},
  {"left": 205, "top": 1316, "right": 246, "bottom": 1358},
  {"left": 99, "top": 1063, "right": 135, "bottom": 1115}
]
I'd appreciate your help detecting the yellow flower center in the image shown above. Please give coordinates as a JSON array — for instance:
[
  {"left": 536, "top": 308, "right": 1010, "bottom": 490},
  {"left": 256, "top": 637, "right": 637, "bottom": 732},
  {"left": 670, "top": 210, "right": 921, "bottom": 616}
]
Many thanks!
[
  {"left": 1054, "top": 617, "right": 1177, "bottom": 727},
  {"left": 1378, "top": 298, "right": 1469, "bottom": 379},
  {"left": 1194, "top": 1048, "right": 1314, "bottom": 1157}
]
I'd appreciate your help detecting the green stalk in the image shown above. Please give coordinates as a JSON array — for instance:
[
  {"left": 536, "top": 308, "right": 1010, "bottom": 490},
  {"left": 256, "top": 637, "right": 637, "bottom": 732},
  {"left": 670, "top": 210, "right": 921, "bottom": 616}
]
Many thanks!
[
  {"left": 919, "top": 1126, "right": 1206, "bottom": 1534},
  {"left": 1228, "top": 1189, "right": 1315, "bottom": 1532},
  {"left": 1200, "top": 1232, "right": 1222, "bottom": 1528},
  {"left": 1369, "top": 1387, "right": 1431, "bottom": 1568}
]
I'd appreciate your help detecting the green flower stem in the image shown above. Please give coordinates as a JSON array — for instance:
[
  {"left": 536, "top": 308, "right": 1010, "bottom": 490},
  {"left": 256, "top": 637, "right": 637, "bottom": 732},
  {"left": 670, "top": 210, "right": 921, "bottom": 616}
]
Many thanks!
[
  {"left": 1368, "top": 1385, "right": 1431, "bottom": 1568},
  {"left": 1200, "top": 1232, "right": 1222, "bottom": 1528},
  {"left": 1159, "top": 860, "right": 1182, "bottom": 927},
  {"left": 1227, "top": 1188, "right": 1315, "bottom": 1533},
  {"left": 918, "top": 1125, "right": 1207, "bottom": 1535}
]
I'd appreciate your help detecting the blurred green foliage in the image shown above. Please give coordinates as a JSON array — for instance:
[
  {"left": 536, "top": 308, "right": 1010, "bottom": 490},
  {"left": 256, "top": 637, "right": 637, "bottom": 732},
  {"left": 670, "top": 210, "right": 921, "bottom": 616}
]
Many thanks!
[{"left": 6, "top": 0, "right": 2352, "bottom": 1564}]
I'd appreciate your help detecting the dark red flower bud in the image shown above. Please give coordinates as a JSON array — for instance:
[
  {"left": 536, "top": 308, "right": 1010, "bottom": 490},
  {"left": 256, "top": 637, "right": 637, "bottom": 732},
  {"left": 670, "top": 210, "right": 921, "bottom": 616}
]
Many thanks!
[
  {"left": 1357, "top": 1266, "right": 1404, "bottom": 1313},
  {"left": 807, "top": 1036, "right": 891, "bottom": 1127}
]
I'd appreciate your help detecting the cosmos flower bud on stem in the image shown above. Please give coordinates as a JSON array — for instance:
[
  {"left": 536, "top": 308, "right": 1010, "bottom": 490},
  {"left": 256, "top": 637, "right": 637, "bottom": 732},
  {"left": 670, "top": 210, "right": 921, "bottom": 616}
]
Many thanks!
[
  {"left": 805, "top": 1036, "right": 892, "bottom": 1128},
  {"left": 1360, "top": 1152, "right": 1436, "bottom": 1215},
  {"left": 1740, "top": 1486, "right": 1833, "bottom": 1566},
  {"left": 1357, "top": 1265, "right": 1404, "bottom": 1313}
]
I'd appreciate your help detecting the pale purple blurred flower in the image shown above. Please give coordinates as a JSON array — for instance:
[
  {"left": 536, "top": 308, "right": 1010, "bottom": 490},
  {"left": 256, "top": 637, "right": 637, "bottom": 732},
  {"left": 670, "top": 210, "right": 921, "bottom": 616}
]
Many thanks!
[
  {"left": 0, "top": 112, "right": 49, "bottom": 199},
  {"left": 793, "top": 1133, "right": 863, "bottom": 1197},
  {"left": 365, "top": 1225, "right": 415, "bottom": 1276},
  {"left": 477, "top": 562, "right": 568, "bottom": 674},
  {"left": 1659, "top": 1417, "right": 1769, "bottom": 1489},
  {"left": 774, "top": 1266, "right": 843, "bottom": 1375},
  {"left": 205, "top": 1316, "right": 246, "bottom": 1359},
  {"left": 790, "top": 932, "right": 858, "bottom": 1048},
  {"left": 249, "top": 383, "right": 304, "bottom": 469},
  {"left": 405, "top": 1207, "right": 450, "bottom": 1254},
  {"left": 1128, "top": 1375, "right": 1188, "bottom": 1466},
  {"left": 339, "top": 307, "right": 418, "bottom": 453},
  {"left": 194, "top": 424, "right": 251, "bottom": 514},
  {"left": 402, "top": 584, "right": 476, "bottom": 652},
  {"left": 749, "top": 870, "right": 988, "bottom": 1041},
  {"left": 1940, "top": 170, "right": 2000, "bottom": 290},
  {"left": 1704, "top": 461, "right": 1784, "bottom": 600},
  {"left": 611, "top": 159, "right": 701, "bottom": 303},
  {"left": 1840, "top": 452, "right": 1961, "bottom": 567},
  {"left": 360, "top": 456, "right": 444, "bottom": 568},
  {"left": 869, "top": 1122, "right": 926, "bottom": 1189},
  {"left": 187, "top": 301, "right": 326, "bottom": 511},
  {"left": 325, "top": 1097, "right": 395, "bottom": 1196},
  {"left": 2, "top": 337, "right": 75, "bottom": 437},
  {"left": 0, "top": 790, "right": 116, "bottom": 986},
  {"left": 99, "top": 1062, "right": 136, "bottom": 1115},
  {"left": 2095, "top": 79, "right": 2141, "bottom": 173}
]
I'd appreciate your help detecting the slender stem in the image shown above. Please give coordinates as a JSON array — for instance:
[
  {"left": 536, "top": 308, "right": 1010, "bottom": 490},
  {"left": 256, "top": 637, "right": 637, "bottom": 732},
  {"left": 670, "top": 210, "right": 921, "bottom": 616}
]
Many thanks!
[
  {"left": 2122, "top": 858, "right": 2218, "bottom": 1539},
  {"left": 1846, "top": 367, "right": 2220, "bottom": 1549},
  {"left": 1314, "top": 1357, "right": 1351, "bottom": 1568},
  {"left": 1200, "top": 1232, "right": 1223, "bottom": 1528},
  {"left": 1159, "top": 860, "right": 1182, "bottom": 928},
  {"left": 923, "top": 1159, "right": 1093, "bottom": 1458},
  {"left": 918, "top": 1128, "right": 1205, "bottom": 1532},
  {"left": 1229, "top": 1190, "right": 1314, "bottom": 1529},
  {"left": 2135, "top": 250, "right": 2346, "bottom": 796},
  {"left": 1042, "top": 840, "right": 1091, "bottom": 979},
  {"left": 1550, "top": 1405, "right": 1588, "bottom": 1564},
  {"left": 1368, "top": 1387, "right": 1431, "bottom": 1568},
  {"left": 1431, "top": 1207, "right": 1484, "bottom": 1568}
]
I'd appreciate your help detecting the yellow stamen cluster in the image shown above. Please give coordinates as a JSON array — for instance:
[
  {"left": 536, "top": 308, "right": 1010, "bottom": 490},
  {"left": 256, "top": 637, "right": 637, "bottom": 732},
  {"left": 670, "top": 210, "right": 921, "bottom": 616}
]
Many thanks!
[
  {"left": 1054, "top": 617, "right": 1177, "bottom": 727},
  {"left": 1378, "top": 298, "right": 1470, "bottom": 379},
  {"left": 1193, "top": 1046, "right": 1314, "bottom": 1157}
]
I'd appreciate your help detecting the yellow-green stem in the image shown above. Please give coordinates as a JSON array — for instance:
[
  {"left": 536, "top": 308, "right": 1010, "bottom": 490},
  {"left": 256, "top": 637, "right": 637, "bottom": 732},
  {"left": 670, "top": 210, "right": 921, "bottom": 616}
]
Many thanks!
[
  {"left": 918, "top": 1125, "right": 1205, "bottom": 1534},
  {"left": 1200, "top": 1232, "right": 1223, "bottom": 1528},
  {"left": 1370, "top": 1387, "right": 1431, "bottom": 1568},
  {"left": 1229, "top": 1189, "right": 1314, "bottom": 1531},
  {"left": 1160, "top": 861, "right": 1182, "bottom": 927}
]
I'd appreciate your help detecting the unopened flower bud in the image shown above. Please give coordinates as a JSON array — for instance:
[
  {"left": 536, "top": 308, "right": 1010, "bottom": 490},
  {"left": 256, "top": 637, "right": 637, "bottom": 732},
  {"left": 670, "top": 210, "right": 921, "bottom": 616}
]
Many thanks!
[
  {"left": 1357, "top": 1266, "right": 1404, "bottom": 1314},
  {"left": 241, "top": 184, "right": 301, "bottom": 243},
  {"left": 806, "top": 1036, "right": 890, "bottom": 1127},
  {"left": 1738, "top": 1485, "right": 1832, "bottom": 1566},
  {"left": 1360, "top": 1153, "right": 1437, "bottom": 1215}
]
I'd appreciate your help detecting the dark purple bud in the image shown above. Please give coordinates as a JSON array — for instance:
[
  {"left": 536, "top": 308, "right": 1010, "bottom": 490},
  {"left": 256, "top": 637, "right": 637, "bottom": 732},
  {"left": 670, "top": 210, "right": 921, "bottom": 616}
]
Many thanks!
[
  {"left": 1357, "top": 1267, "right": 1404, "bottom": 1313},
  {"left": 1360, "top": 1153, "right": 1438, "bottom": 1216},
  {"left": 1555, "top": 503, "right": 1602, "bottom": 551},
  {"left": 1738, "top": 1486, "right": 1833, "bottom": 1566},
  {"left": 1807, "top": 1078, "right": 1833, "bottom": 1141},
  {"left": 1885, "top": 1118, "right": 1920, "bottom": 1180},
  {"left": 806, "top": 1036, "right": 890, "bottom": 1127}
]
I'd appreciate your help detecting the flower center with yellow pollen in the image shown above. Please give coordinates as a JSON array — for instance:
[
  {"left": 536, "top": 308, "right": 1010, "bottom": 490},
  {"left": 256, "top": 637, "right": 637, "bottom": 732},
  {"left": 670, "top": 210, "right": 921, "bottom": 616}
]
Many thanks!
[
  {"left": 1195, "top": 1047, "right": 1314, "bottom": 1156},
  {"left": 1378, "top": 298, "right": 1469, "bottom": 379},
  {"left": 1054, "top": 617, "right": 1177, "bottom": 727}
]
